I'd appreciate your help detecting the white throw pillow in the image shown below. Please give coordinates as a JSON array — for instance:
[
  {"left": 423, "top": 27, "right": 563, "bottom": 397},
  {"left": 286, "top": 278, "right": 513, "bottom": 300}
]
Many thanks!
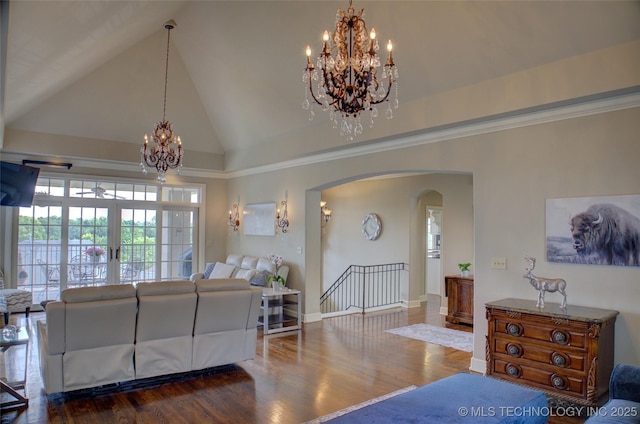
[
  {"left": 235, "top": 268, "right": 256, "bottom": 281},
  {"left": 209, "top": 262, "right": 236, "bottom": 279}
]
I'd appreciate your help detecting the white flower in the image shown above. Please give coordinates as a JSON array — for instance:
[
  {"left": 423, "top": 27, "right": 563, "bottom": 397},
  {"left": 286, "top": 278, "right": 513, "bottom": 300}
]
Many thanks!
[{"left": 267, "top": 253, "right": 284, "bottom": 270}]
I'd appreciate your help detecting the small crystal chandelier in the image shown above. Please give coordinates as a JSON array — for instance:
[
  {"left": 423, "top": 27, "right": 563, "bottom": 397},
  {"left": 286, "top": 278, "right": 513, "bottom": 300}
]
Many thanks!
[
  {"left": 303, "top": 0, "right": 399, "bottom": 141},
  {"left": 140, "top": 20, "right": 183, "bottom": 184}
]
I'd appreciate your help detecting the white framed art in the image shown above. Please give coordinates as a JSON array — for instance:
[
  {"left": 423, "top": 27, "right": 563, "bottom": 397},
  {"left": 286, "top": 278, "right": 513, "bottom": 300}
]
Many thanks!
[{"left": 243, "top": 202, "right": 276, "bottom": 236}]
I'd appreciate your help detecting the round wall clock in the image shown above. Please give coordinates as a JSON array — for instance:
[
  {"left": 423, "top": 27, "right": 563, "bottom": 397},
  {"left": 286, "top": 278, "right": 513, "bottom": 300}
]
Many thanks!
[{"left": 361, "top": 213, "right": 382, "bottom": 241}]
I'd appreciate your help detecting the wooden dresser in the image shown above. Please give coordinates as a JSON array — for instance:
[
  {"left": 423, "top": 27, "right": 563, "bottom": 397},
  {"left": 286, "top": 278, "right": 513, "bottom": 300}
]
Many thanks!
[
  {"left": 486, "top": 298, "right": 618, "bottom": 406},
  {"left": 445, "top": 275, "right": 474, "bottom": 325}
]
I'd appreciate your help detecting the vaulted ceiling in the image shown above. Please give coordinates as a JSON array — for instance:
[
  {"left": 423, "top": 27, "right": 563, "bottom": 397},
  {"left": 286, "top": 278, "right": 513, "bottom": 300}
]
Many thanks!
[{"left": 2, "top": 1, "right": 640, "bottom": 172}]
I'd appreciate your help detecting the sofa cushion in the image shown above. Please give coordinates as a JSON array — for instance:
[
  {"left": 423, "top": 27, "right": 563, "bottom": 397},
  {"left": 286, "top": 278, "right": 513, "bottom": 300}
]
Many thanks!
[
  {"left": 201, "top": 262, "right": 216, "bottom": 279},
  {"left": 225, "top": 254, "right": 244, "bottom": 268},
  {"left": 136, "top": 280, "right": 195, "bottom": 296},
  {"left": 61, "top": 284, "right": 136, "bottom": 303},
  {"left": 256, "top": 257, "right": 276, "bottom": 274},
  {"left": 196, "top": 278, "right": 250, "bottom": 292},
  {"left": 240, "top": 256, "right": 259, "bottom": 270},
  {"left": 210, "top": 262, "right": 236, "bottom": 279}
]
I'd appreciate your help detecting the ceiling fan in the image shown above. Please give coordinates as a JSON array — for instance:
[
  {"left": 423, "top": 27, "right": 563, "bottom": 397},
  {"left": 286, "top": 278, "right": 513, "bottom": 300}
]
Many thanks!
[{"left": 76, "top": 185, "right": 124, "bottom": 199}]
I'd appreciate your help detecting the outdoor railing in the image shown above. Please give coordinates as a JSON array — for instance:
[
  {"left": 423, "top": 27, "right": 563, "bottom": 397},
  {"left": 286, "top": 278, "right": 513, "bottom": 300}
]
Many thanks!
[{"left": 320, "top": 263, "right": 407, "bottom": 315}]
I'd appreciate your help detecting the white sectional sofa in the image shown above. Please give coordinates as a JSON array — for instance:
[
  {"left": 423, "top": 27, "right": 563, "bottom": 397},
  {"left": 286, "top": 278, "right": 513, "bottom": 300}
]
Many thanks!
[
  {"left": 190, "top": 253, "right": 290, "bottom": 287},
  {"left": 37, "top": 279, "right": 262, "bottom": 394}
]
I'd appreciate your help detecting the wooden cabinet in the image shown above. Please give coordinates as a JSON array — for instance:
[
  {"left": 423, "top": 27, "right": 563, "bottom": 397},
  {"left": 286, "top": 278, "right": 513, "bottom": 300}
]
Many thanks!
[
  {"left": 445, "top": 275, "right": 474, "bottom": 325},
  {"left": 486, "top": 298, "right": 618, "bottom": 406}
]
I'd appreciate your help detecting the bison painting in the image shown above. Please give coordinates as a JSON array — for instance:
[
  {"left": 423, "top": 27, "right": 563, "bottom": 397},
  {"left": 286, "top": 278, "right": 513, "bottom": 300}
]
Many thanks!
[{"left": 569, "top": 203, "right": 640, "bottom": 266}]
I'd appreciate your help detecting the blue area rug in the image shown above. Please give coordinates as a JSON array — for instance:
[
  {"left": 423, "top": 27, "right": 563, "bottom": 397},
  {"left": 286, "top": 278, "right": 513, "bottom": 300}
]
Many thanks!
[
  {"left": 303, "top": 386, "right": 417, "bottom": 424},
  {"left": 319, "top": 373, "right": 548, "bottom": 424},
  {"left": 385, "top": 323, "right": 473, "bottom": 352}
]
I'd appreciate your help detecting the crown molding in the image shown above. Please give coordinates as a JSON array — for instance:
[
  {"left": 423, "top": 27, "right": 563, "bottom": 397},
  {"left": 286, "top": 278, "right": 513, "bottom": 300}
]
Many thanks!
[
  {"left": 2, "top": 89, "right": 638, "bottom": 180},
  {"left": 226, "top": 89, "right": 640, "bottom": 179}
]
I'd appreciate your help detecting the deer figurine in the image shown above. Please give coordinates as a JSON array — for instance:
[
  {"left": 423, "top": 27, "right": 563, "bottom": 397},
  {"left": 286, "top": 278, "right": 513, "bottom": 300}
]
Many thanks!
[{"left": 523, "top": 256, "right": 567, "bottom": 309}]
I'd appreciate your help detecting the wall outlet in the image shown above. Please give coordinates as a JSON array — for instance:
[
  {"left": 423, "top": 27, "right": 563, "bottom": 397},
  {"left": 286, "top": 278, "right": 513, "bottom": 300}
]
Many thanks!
[{"left": 492, "top": 257, "right": 507, "bottom": 270}]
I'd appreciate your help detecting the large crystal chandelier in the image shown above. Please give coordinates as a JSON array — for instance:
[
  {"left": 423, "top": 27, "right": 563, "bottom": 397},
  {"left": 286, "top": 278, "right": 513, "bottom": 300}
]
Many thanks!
[
  {"left": 140, "top": 20, "right": 183, "bottom": 184},
  {"left": 303, "top": 1, "right": 399, "bottom": 141}
]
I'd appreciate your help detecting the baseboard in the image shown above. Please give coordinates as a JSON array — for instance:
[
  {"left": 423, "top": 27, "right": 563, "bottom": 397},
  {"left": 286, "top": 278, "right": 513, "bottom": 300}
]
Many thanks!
[
  {"left": 469, "top": 357, "right": 487, "bottom": 375},
  {"left": 403, "top": 299, "right": 422, "bottom": 309},
  {"left": 418, "top": 294, "right": 427, "bottom": 302},
  {"left": 439, "top": 306, "right": 448, "bottom": 316},
  {"left": 304, "top": 312, "right": 322, "bottom": 323}
]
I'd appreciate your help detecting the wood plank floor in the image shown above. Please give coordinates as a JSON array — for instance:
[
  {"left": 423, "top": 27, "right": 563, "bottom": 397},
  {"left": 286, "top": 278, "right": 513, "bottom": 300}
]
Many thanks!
[{"left": 2, "top": 296, "right": 584, "bottom": 423}]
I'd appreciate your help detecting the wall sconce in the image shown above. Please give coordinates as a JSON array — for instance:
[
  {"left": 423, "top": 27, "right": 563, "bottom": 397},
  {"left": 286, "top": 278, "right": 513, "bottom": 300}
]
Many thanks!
[
  {"left": 228, "top": 198, "right": 240, "bottom": 231},
  {"left": 320, "top": 201, "right": 332, "bottom": 227},
  {"left": 276, "top": 193, "right": 289, "bottom": 233}
]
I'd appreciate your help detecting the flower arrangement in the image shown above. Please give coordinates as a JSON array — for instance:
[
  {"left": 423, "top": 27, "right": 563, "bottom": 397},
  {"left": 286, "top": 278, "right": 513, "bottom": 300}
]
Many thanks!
[
  {"left": 267, "top": 253, "right": 285, "bottom": 288},
  {"left": 86, "top": 246, "right": 106, "bottom": 257}
]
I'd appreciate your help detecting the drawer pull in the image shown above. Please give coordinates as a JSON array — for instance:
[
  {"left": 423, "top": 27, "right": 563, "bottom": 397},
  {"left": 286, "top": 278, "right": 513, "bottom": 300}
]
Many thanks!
[
  {"left": 506, "top": 343, "right": 522, "bottom": 357},
  {"left": 552, "top": 330, "right": 569, "bottom": 345},
  {"left": 551, "top": 374, "right": 567, "bottom": 389},
  {"left": 506, "top": 364, "right": 522, "bottom": 378},
  {"left": 552, "top": 352, "right": 568, "bottom": 367},
  {"left": 507, "top": 323, "right": 523, "bottom": 337}
]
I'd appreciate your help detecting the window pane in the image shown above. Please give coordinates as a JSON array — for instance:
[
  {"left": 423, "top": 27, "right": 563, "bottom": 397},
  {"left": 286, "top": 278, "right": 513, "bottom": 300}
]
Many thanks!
[
  {"left": 18, "top": 205, "right": 63, "bottom": 304},
  {"left": 161, "top": 209, "right": 194, "bottom": 280}
]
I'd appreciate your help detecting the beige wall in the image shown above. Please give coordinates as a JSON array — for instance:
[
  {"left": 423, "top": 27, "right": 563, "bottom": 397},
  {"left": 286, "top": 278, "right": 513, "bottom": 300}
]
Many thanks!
[{"left": 227, "top": 106, "right": 640, "bottom": 371}]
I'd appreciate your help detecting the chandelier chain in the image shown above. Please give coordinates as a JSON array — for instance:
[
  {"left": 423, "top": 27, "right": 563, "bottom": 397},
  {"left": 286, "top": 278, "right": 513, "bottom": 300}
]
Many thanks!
[{"left": 162, "top": 23, "right": 172, "bottom": 123}]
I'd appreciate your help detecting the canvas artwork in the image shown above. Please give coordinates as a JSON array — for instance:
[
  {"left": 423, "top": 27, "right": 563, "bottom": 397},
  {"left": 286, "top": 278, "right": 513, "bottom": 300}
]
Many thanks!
[
  {"left": 546, "top": 194, "right": 640, "bottom": 267},
  {"left": 243, "top": 203, "right": 276, "bottom": 236}
]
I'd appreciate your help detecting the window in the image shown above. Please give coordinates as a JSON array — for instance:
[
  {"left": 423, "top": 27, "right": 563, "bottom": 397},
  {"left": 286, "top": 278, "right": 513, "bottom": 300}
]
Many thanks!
[{"left": 15, "top": 176, "right": 203, "bottom": 303}]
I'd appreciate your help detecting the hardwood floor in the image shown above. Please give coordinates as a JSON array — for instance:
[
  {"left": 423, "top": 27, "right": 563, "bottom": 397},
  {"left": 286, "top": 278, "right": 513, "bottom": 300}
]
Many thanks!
[{"left": 2, "top": 296, "right": 585, "bottom": 423}]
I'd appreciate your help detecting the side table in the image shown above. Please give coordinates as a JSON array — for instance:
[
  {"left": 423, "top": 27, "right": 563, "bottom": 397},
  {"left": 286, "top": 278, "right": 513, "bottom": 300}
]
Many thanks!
[
  {"left": 259, "top": 288, "right": 302, "bottom": 335},
  {"left": 1, "top": 325, "right": 29, "bottom": 409}
]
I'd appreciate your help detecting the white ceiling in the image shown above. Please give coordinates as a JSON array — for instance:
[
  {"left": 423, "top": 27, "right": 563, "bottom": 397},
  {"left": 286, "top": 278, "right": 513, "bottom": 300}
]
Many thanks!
[{"left": 3, "top": 1, "right": 640, "bottom": 169}]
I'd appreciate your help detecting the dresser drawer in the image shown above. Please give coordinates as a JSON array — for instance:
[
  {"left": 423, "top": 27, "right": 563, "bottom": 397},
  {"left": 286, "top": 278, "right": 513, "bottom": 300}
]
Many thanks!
[
  {"left": 493, "top": 337, "right": 586, "bottom": 372},
  {"left": 492, "top": 358, "right": 586, "bottom": 398},
  {"left": 493, "top": 315, "right": 588, "bottom": 350}
]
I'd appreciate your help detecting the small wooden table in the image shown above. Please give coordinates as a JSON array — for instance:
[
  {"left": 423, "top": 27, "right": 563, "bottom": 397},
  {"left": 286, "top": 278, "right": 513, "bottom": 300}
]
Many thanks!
[{"left": 1, "top": 325, "right": 29, "bottom": 409}]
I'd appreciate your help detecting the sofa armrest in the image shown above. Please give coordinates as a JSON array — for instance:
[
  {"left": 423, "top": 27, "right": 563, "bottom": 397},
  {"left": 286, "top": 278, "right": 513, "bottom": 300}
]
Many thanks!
[
  {"left": 610, "top": 364, "right": 640, "bottom": 403},
  {"left": 190, "top": 272, "right": 204, "bottom": 282}
]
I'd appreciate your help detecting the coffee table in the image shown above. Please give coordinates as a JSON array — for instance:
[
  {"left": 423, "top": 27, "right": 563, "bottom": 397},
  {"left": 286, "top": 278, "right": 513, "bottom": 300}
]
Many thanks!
[{"left": 1, "top": 326, "right": 29, "bottom": 409}]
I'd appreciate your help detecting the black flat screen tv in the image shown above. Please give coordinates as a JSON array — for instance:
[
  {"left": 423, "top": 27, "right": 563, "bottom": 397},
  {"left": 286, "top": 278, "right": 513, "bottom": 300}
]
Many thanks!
[{"left": 0, "top": 161, "right": 40, "bottom": 207}]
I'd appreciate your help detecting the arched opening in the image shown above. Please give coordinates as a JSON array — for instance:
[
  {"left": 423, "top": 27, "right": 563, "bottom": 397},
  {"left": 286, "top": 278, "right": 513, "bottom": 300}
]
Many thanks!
[{"left": 305, "top": 172, "right": 473, "bottom": 321}]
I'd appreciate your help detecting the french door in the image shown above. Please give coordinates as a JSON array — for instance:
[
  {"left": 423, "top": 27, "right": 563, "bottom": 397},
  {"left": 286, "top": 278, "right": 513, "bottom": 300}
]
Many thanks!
[{"left": 16, "top": 179, "right": 199, "bottom": 305}]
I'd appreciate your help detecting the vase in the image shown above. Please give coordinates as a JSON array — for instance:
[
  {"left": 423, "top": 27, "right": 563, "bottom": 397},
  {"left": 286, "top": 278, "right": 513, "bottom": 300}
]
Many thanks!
[{"left": 461, "top": 270, "right": 470, "bottom": 277}]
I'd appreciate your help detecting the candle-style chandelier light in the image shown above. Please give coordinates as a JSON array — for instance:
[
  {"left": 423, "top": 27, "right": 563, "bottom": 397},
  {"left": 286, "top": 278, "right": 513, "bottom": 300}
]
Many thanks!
[
  {"left": 303, "top": 1, "right": 399, "bottom": 141},
  {"left": 140, "top": 20, "right": 183, "bottom": 184}
]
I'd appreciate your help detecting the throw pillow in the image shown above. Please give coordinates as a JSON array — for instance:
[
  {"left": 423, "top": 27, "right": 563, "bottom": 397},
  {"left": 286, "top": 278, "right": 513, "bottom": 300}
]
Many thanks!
[
  {"left": 209, "top": 262, "right": 236, "bottom": 279},
  {"left": 250, "top": 271, "right": 269, "bottom": 287},
  {"left": 202, "top": 263, "right": 216, "bottom": 279},
  {"left": 235, "top": 268, "right": 256, "bottom": 281}
]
